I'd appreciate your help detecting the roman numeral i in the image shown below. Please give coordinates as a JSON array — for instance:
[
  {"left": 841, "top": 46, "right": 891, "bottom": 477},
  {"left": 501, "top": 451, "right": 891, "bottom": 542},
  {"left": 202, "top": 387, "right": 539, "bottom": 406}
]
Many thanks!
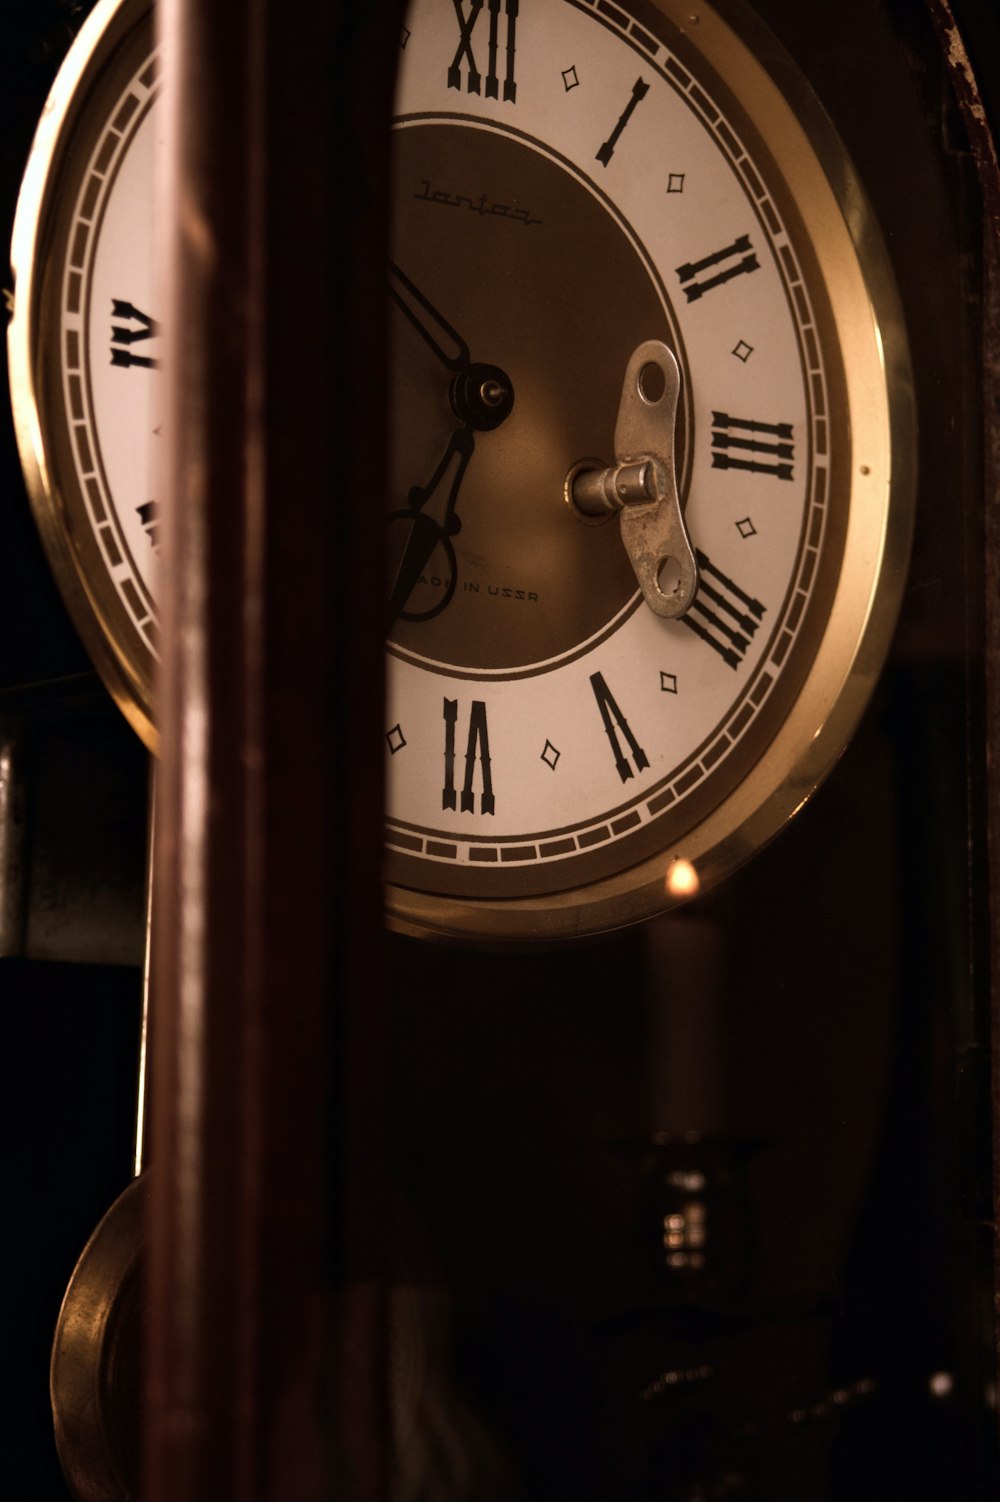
[{"left": 596, "top": 77, "right": 649, "bottom": 167}]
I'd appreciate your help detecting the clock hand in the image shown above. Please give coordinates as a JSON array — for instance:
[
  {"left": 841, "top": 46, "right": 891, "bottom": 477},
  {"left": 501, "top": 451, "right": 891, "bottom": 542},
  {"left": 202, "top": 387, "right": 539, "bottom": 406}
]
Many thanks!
[
  {"left": 388, "top": 424, "right": 476, "bottom": 628},
  {"left": 567, "top": 341, "right": 698, "bottom": 619},
  {"left": 389, "top": 260, "right": 471, "bottom": 373},
  {"left": 390, "top": 261, "right": 516, "bottom": 432}
]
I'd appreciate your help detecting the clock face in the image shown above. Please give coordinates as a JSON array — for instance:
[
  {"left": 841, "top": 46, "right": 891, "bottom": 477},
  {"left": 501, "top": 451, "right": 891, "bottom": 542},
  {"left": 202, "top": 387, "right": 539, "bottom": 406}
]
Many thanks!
[
  {"left": 384, "top": 0, "right": 914, "bottom": 941},
  {"left": 8, "top": 0, "right": 914, "bottom": 942},
  {"left": 8, "top": 0, "right": 158, "bottom": 749}
]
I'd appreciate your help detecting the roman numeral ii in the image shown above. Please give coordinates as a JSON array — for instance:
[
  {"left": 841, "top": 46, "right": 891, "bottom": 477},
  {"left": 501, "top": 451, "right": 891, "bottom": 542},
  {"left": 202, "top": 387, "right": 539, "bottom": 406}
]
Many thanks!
[{"left": 675, "top": 234, "right": 759, "bottom": 302}]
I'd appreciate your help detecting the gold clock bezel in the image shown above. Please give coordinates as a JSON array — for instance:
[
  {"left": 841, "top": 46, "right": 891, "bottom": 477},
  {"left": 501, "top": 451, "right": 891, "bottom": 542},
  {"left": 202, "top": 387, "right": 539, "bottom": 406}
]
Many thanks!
[
  {"left": 8, "top": 0, "right": 157, "bottom": 752},
  {"left": 384, "top": 0, "right": 915, "bottom": 944}
]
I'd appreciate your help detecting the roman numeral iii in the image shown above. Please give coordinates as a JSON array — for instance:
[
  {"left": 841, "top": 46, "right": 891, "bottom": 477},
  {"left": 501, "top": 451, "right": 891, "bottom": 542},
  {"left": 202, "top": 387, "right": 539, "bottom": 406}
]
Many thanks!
[
  {"left": 443, "top": 697, "right": 496, "bottom": 814},
  {"left": 711, "top": 412, "right": 794, "bottom": 481},
  {"left": 448, "top": 0, "right": 519, "bottom": 103}
]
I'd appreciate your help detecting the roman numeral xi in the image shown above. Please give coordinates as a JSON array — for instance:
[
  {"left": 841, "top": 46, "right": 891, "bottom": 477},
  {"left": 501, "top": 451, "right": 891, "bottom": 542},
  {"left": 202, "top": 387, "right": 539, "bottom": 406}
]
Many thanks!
[
  {"left": 110, "top": 299, "right": 160, "bottom": 369},
  {"left": 448, "top": 0, "right": 519, "bottom": 103}
]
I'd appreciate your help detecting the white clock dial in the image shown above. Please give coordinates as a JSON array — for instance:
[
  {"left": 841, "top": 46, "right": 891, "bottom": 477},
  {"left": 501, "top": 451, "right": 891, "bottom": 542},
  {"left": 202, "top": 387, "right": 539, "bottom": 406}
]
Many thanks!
[
  {"left": 9, "top": 0, "right": 912, "bottom": 942},
  {"left": 79, "top": 76, "right": 161, "bottom": 615},
  {"left": 384, "top": 0, "right": 913, "bottom": 940},
  {"left": 9, "top": 0, "right": 159, "bottom": 747}
]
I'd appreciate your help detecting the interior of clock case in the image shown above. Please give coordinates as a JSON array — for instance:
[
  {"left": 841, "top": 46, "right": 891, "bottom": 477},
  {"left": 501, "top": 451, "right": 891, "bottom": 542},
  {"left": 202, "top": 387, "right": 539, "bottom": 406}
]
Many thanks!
[
  {"left": 0, "top": 0, "right": 997, "bottom": 1499},
  {"left": 385, "top": 1, "right": 1000, "bottom": 1498}
]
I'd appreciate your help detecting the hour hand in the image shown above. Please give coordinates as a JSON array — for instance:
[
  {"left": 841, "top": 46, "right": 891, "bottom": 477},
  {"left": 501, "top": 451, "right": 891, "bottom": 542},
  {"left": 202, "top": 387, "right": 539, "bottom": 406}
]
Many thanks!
[
  {"left": 568, "top": 341, "right": 698, "bottom": 619},
  {"left": 389, "top": 261, "right": 471, "bottom": 373}
]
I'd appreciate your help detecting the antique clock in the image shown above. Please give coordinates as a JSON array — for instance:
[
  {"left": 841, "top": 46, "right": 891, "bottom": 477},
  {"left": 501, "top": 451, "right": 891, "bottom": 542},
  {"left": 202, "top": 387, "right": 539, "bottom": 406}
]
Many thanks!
[
  {"left": 384, "top": 0, "right": 914, "bottom": 942},
  {"left": 8, "top": 0, "right": 915, "bottom": 943},
  {"left": 3, "top": 0, "right": 997, "bottom": 1497}
]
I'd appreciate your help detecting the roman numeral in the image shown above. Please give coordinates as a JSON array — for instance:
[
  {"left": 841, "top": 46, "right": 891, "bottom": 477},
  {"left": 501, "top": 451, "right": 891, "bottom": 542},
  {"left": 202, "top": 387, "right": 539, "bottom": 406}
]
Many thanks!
[
  {"left": 711, "top": 412, "right": 794, "bottom": 481},
  {"left": 110, "top": 299, "right": 160, "bottom": 368},
  {"left": 590, "top": 672, "right": 649, "bottom": 784},
  {"left": 448, "top": 0, "right": 519, "bottom": 103},
  {"left": 443, "top": 697, "right": 495, "bottom": 814},
  {"left": 675, "top": 234, "right": 759, "bottom": 302},
  {"left": 596, "top": 77, "right": 649, "bottom": 167},
  {"left": 682, "top": 550, "right": 765, "bottom": 670},
  {"left": 137, "top": 499, "right": 160, "bottom": 552}
]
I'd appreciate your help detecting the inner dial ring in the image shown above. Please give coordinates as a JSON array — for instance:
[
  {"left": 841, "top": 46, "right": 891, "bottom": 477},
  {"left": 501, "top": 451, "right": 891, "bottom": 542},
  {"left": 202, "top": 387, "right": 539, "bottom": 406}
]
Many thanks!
[{"left": 389, "top": 116, "right": 692, "bottom": 677}]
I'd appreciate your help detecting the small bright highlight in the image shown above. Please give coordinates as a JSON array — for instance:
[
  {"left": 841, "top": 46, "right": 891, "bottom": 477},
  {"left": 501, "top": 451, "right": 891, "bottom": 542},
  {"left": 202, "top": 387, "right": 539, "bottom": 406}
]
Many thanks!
[{"left": 666, "top": 857, "right": 700, "bottom": 899}]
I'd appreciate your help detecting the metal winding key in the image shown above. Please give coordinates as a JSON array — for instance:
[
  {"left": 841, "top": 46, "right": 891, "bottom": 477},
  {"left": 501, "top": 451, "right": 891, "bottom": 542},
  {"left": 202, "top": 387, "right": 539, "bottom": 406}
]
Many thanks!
[{"left": 570, "top": 340, "right": 698, "bottom": 619}]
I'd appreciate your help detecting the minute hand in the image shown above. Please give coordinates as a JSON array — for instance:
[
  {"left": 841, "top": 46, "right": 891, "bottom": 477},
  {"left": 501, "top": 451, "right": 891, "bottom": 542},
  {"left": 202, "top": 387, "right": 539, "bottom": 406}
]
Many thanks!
[
  {"left": 389, "top": 261, "right": 472, "bottom": 373},
  {"left": 387, "top": 424, "right": 475, "bottom": 629}
]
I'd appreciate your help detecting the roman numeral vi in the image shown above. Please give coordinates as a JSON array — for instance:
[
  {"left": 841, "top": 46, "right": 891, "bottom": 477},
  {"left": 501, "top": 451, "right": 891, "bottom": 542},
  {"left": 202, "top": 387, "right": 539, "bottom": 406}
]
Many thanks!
[{"left": 443, "top": 697, "right": 496, "bottom": 814}]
